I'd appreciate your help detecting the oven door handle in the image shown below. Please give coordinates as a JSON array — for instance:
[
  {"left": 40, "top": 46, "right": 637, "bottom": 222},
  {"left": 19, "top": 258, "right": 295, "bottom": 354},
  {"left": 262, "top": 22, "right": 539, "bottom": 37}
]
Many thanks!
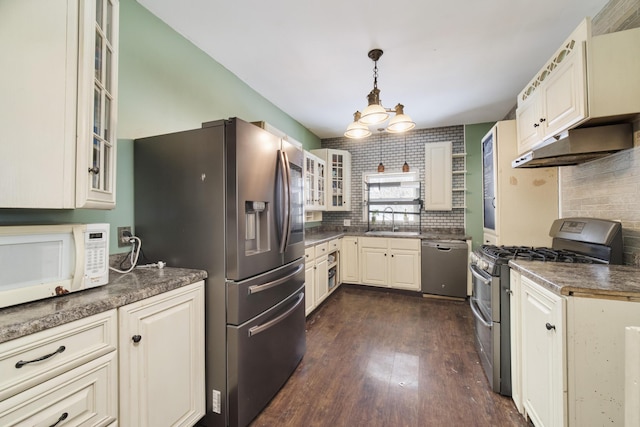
[
  {"left": 469, "top": 298, "right": 493, "bottom": 328},
  {"left": 469, "top": 264, "right": 492, "bottom": 285}
]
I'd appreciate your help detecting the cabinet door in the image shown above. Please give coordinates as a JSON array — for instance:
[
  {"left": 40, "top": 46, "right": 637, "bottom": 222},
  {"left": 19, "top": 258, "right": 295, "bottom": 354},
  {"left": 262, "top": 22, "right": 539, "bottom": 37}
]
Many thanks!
[
  {"left": 424, "top": 142, "right": 452, "bottom": 210},
  {"left": 516, "top": 94, "right": 543, "bottom": 155},
  {"left": 304, "top": 263, "right": 316, "bottom": 316},
  {"left": 389, "top": 249, "right": 420, "bottom": 290},
  {"left": 315, "top": 255, "right": 329, "bottom": 304},
  {"left": 521, "top": 277, "right": 566, "bottom": 427},
  {"left": 76, "top": 0, "right": 119, "bottom": 208},
  {"left": 119, "top": 282, "right": 205, "bottom": 427},
  {"left": 360, "top": 247, "right": 388, "bottom": 287},
  {"left": 540, "top": 44, "right": 587, "bottom": 139},
  {"left": 509, "top": 270, "right": 525, "bottom": 415},
  {"left": 341, "top": 237, "right": 361, "bottom": 284}
]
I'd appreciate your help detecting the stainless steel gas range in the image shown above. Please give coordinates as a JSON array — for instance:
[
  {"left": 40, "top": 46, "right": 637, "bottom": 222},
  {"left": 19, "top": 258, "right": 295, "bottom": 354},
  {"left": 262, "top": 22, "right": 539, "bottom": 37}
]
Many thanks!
[{"left": 468, "top": 217, "right": 624, "bottom": 396}]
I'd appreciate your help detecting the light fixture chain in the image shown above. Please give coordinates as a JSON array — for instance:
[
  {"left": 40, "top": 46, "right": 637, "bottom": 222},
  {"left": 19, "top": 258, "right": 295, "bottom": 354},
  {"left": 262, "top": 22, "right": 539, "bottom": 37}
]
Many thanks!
[{"left": 373, "top": 60, "right": 378, "bottom": 90}]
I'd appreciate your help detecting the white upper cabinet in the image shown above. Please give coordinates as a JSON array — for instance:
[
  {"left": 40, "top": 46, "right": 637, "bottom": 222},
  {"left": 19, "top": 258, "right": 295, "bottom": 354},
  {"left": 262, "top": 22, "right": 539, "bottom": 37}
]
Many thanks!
[
  {"left": 424, "top": 141, "right": 452, "bottom": 211},
  {"left": 0, "top": 0, "right": 119, "bottom": 209},
  {"left": 516, "top": 18, "right": 640, "bottom": 155},
  {"left": 311, "top": 149, "right": 352, "bottom": 211}
]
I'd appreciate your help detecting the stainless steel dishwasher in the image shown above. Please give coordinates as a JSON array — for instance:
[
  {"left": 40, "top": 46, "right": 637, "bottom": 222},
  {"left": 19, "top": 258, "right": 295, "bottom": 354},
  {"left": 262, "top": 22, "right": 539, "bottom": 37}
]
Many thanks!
[{"left": 421, "top": 240, "right": 468, "bottom": 298}]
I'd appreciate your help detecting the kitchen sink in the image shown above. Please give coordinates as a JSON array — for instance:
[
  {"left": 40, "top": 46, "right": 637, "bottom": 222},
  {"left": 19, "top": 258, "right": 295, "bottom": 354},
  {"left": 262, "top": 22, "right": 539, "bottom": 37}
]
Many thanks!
[{"left": 364, "top": 231, "right": 421, "bottom": 237}]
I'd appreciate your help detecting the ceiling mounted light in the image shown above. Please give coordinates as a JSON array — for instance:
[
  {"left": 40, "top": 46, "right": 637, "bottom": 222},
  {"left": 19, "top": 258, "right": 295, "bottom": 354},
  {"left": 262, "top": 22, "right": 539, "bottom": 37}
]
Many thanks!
[
  {"left": 344, "top": 111, "right": 372, "bottom": 139},
  {"left": 344, "top": 49, "right": 415, "bottom": 139}
]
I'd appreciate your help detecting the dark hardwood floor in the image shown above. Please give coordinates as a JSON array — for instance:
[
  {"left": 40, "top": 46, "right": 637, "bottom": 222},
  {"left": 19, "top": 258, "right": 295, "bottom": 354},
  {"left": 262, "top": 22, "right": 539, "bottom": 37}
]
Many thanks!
[{"left": 249, "top": 285, "right": 528, "bottom": 427}]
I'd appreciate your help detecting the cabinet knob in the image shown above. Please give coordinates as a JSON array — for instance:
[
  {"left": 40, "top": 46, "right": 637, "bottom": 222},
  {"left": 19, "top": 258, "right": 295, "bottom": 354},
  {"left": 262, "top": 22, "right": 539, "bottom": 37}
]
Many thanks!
[
  {"left": 88, "top": 167, "right": 100, "bottom": 174},
  {"left": 539, "top": 118, "right": 546, "bottom": 123},
  {"left": 533, "top": 123, "right": 540, "bottom": 128},
  {"left": 506, "top": 289, "right": 513, "bottom": 296},
  {"left": 545, "top": 323, "right": 556, "bottom": 331},
  {"left": 132, "top": 334, "right": 142, "bottom": 343}
]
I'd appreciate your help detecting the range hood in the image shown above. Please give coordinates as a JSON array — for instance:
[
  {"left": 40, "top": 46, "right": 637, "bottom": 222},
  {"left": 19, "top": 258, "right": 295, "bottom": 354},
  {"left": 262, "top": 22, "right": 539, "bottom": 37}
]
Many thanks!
[{"left": 512, "top": 123, "right": 633, "bottom": 168}]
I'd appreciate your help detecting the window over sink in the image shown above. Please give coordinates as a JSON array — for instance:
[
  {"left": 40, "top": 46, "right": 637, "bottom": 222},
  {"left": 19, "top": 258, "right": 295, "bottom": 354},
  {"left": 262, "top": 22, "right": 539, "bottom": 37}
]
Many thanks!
[{"left": 362, "top": 171, "right": 422, "bottom": 229}]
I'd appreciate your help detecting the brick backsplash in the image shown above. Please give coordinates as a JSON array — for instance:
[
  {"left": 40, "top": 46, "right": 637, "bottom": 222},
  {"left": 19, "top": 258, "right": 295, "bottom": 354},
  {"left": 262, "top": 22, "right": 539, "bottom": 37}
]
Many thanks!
[{"left": 319, "top": 126, "right": 466, "bottom": 232}]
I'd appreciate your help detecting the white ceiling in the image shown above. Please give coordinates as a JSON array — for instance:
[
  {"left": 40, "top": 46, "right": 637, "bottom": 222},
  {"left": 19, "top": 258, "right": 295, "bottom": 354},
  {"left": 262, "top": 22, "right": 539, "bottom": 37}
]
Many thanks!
[{"left": 136, "top": 0, "right": 609, "bottom": 139}]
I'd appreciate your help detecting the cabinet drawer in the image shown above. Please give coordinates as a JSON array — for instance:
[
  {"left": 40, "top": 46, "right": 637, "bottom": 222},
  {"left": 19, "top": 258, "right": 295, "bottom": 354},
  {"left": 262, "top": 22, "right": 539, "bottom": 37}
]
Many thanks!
[
  {"left": 389, "top": 238, "right": 420, "bottom": 251},
  {"left": 0, "top": 351, "right": 118, "bottom": 426},
  {"left": 314, "top": 242, "right": 328, "bottom": 257},
  {"left": 328, "top": 238, "right": 341, "bottom": 251},
  {"left": 304, "top": 246, "right": 315, "bottom": 262},
  {"left": 0, "top": 310, "right": 117, "bottom": 401},
  {"left": 359, "top": 237, "right": 387, "bottom": 249}
]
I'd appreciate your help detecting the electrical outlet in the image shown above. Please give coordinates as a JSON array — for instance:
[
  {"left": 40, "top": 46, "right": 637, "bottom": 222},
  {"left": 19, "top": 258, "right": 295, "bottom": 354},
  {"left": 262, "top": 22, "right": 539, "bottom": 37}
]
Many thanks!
[
  {"left": 343, "top": 219, "right": 351, "bottom": 226},
  {"left": 117, "top": 226, "right": 132, "bottom": 247},
  {"left": 212, "top": 389, "right": 221, "bottom": 414}
]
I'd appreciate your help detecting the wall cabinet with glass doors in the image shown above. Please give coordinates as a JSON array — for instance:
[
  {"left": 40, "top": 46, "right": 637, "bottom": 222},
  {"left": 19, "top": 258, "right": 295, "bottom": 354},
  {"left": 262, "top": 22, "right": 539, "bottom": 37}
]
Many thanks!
[
  {"left": 0, "top": 0, "right": 119, "bottom": 209},
  {"left": 304, "top": 150, "right": 326, "bottom": 216},
  {"left": 311, "top": 149, "right": 351, "bottom": 211}
]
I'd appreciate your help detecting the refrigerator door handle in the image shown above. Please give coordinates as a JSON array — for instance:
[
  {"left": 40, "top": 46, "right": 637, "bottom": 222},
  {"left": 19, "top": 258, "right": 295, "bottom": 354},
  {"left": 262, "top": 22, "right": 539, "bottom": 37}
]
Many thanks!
[
  {"left": 248, "top": 292, "right": 304, "bottom": 337},
  {"left": 277, "top": 150, "right": 291, "bottom": 253},
  {"left": 247, "top": 263, "right": 304, "bottom": 295}
]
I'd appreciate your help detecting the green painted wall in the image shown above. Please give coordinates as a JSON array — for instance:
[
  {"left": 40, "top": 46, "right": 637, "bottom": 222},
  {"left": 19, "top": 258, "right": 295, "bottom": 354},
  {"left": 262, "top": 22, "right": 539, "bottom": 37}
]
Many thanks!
[
  {"left": 0, "top": 0, "right": 320, "bottom": 253},
  {"left": 464, "top": 122, "right": 495, "bottom": 251}
]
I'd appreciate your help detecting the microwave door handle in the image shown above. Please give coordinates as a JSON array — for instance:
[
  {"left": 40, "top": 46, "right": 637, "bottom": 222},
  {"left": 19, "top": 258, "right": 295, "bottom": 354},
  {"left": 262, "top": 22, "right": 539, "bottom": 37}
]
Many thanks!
[{"left": 71, "top": 225, "right": 85, "bottom": 290}]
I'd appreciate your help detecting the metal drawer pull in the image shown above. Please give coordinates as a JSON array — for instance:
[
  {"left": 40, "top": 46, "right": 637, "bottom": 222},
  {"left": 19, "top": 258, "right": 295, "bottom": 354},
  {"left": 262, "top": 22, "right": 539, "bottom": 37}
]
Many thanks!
[
  {"left": 15, "top": 345, "right": 66, "bottom": 368},
  {"left": 248, "top": 264, "right": 303, "bottom": 295},
  {"left": 248, "top": 292, "right": 304, "bottom": 337},
  {"left": 545, "top": 323, "right": 556, "bottom": 331},
  {"left": 49, "top": 412, "right": 68, "bottom": 427},
  {"left": 469, "top": 299, "right": 493, "bottom": 328}
]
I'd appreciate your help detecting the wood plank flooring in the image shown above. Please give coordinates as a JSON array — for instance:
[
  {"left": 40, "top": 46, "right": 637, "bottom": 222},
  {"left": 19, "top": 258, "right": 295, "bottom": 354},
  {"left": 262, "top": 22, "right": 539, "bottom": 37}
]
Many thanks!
[{"left": 249, "top": 285, "right": 528, "bottom": 427}]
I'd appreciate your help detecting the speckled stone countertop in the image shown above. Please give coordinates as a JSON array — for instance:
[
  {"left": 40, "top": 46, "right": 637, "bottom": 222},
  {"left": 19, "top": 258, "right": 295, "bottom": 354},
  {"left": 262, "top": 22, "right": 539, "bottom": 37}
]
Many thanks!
[
  {"left": 304, "top": 230, "right": 470, "bottom": 246},
  {"left": 0, "top": 267, "right": 207, "bottom": 344},
  {"left": 509, "top": 260, "right": 640, "bottom": 299}
]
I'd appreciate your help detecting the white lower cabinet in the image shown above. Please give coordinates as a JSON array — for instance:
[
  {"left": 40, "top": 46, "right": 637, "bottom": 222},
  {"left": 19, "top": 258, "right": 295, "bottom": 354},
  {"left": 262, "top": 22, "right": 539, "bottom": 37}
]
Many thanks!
[
  {"left": 520, "top": 275, "right": 566, "bottom": 427},
  {"left": 341, "top": 236, "right": 360, "bottom": 284},
  {"left": 360, "top": 237, "right": 421, "bottom": 291},
  {"left": 118, "top": 281, "right": 205, "bottom": 427},
  {"left": 305, "top": 239, "right": 341, "bottom": 316},
  {"left": 512, "top": 270, "right": 640, "bottom": 427},
  {"left": 0, "top": 310, "right": 118, "bottom": 426}
]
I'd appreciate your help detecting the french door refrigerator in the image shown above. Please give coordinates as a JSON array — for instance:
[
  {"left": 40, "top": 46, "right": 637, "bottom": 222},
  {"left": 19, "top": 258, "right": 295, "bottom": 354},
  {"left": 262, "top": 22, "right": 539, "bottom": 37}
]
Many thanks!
[{"left": 134, "top": 117, "right": 306, "bottom": 427}]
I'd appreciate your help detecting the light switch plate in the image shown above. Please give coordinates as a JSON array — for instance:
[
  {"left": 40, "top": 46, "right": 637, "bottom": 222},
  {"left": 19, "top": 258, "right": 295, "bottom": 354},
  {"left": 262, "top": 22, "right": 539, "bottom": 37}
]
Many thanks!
[{"left": 343, "top": 219, "right": 351, "bottom": 226}]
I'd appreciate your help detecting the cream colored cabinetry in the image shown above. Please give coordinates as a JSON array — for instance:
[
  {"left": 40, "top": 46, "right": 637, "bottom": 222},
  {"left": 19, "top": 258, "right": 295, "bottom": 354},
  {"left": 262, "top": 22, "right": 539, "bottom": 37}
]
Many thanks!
[
  {"left": 516, "top": 18, "right": 640, "bottom": 155},
  {"left": 341, "top": 236, "right": 361, "bottom": 284},
  {"left": 304, "top": 151, "right": 326, "bottom": 213},
  {"left": 482, "top": 121, "right": 558, "bottom": 246},
  {"left": 512, "top": 269, "right": 640, "bottom": 427},
  {"left": 305, "top": 239, "right": 342, "bottom": 316},
  {"left": 0, "top": 310, "right": 118, "bottom": 425},
  {"left": 360, "top": 237, "right": 421, "bottom": 291},
  {"left": 119, "top": 281, "right": 205, "bottom": 427},
  {"left": 311, "top": 149, "right": 352, "bottom": 211},
  {"left": 424, "top": 141, "right": 452, "bottom": 210},
  {"left": 0, "top": 0, "right": 119, "bottom": 209},
  {"left": 520, "top": 275, "right": 566, "bottom": 427}
]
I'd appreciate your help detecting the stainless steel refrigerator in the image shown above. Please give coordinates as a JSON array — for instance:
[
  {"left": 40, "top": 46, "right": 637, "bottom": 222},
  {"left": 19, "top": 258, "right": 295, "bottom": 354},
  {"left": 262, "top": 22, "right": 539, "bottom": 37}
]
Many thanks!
[{"left": 134, "top": 117, "right": 306, "bottom": 427}]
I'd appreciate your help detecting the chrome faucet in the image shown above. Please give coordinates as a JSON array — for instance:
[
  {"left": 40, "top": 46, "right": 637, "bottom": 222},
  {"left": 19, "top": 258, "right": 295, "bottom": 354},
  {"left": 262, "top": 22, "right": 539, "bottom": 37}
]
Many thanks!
[{"left": 383, "top": 207, "right": 396, "bottom": 232}]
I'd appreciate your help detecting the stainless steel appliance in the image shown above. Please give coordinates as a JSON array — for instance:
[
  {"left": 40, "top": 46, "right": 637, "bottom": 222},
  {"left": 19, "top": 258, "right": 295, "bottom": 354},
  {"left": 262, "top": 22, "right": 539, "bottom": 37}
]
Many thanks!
[
  {"left": 469, "top": 217, "right": 623, "bottom": 396},
  {"left": 421, "top": 240, "right": 468, "bottom": 298},
  {"left": 134, "top": 118, "right": 305, "bottom": 427},
  {"left": 512, "top": 123, "right": 633, "bottom": 168}
]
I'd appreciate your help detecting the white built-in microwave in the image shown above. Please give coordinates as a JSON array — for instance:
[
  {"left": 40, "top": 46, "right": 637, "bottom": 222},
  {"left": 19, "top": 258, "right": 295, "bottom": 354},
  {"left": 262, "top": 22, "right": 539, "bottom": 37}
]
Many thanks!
[{"left": 0, "top": 223, "right": 109, "bottom": 308}]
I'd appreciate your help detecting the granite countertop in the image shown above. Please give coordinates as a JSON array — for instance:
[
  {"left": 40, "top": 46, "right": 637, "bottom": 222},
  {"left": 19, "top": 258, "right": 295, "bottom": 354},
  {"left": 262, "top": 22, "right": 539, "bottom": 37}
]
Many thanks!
[
  {"left": 509, "top": 260, "right": 640, "bottom": 299},
  {"left": 305, "top": 230, "right": 470, "bottom": 246},
  {"left": 0, "top": 267, "right": 207, "bottom": 344}
]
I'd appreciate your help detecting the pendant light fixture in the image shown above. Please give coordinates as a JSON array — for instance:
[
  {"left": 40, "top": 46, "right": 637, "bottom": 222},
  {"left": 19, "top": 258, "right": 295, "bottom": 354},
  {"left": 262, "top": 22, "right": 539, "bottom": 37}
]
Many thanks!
[
  {"left": 402, "top": 133, "right": 410, "bottom": 172},
  {"left": 377, "top": 128, "right": 385, "bottom": 172},
  {"left": 344, "top": 49, "right": 416, "bottom": 139}
]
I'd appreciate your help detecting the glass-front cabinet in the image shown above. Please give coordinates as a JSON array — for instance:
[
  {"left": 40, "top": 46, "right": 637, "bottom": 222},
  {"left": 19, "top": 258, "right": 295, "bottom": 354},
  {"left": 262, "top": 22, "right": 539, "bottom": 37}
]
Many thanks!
[
  {"left": 77, "top": 0, "right": 119, "bottom": 208},
  {"left": 0, "top": 0, "right": 118, "bottom": 209},
  {"left": 303, "top": 151, "right": 326, "bottom": 211},
  {"left": 311, "top": 149, "right": 351, "bottom": 211}
]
